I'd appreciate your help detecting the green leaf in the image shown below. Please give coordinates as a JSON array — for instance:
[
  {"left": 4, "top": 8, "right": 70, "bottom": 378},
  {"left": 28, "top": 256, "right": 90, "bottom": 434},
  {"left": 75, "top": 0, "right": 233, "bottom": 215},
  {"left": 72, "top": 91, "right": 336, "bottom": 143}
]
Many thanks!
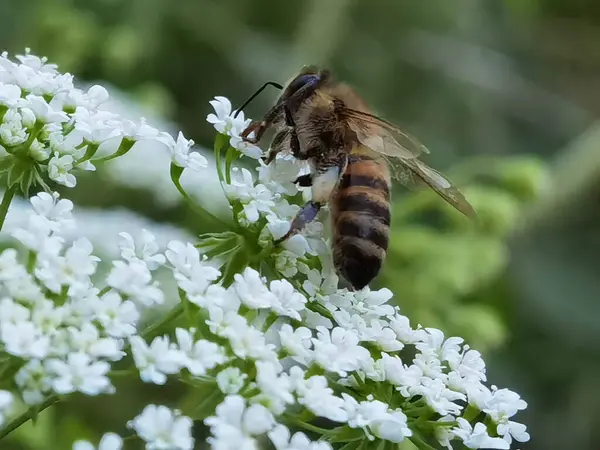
[{"left": 0, "top": 156, "right": 15, "bottom": 173}]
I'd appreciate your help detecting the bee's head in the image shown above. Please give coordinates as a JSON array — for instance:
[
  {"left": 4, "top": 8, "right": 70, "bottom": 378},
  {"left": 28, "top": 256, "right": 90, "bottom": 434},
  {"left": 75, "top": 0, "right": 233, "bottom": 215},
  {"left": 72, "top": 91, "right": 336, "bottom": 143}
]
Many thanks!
[{"left": 281, "top": 66, "right": 331, "bottom": 100}]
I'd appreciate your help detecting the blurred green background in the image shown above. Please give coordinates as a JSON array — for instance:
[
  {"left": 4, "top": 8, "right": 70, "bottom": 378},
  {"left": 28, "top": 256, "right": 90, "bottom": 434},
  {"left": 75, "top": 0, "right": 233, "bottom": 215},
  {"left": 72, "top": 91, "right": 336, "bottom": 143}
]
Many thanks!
[{"left": 2, "top": 0, "right": 600, "bottom": 449}]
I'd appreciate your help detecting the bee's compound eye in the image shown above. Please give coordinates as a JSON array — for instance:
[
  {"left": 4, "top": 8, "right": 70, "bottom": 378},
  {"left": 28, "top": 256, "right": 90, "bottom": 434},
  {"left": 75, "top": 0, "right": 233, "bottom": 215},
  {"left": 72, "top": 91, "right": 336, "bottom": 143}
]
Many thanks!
[{"left": 287, "top": 74, "right": 319, "bottom": 96}]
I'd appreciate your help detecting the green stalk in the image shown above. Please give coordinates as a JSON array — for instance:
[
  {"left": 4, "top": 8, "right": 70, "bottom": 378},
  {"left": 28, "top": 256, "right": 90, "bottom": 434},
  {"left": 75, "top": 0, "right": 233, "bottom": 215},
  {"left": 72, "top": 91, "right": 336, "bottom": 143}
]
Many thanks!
[
  {"left": 0, "top": 395, "right": 59, "bottom": 441},
  {"left": 0, "top": 184, "right": 17, "bottom": 232},
  {"left": 169, "top": 163, "right": 232, "bottom": 230}
]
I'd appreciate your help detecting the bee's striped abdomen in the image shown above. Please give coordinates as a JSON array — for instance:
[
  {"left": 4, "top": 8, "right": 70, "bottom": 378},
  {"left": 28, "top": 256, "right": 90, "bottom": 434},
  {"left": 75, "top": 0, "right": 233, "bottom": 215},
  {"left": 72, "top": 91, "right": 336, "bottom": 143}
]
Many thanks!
[{"left": 332, "top": 154, "right": 391, "bottom": 290}]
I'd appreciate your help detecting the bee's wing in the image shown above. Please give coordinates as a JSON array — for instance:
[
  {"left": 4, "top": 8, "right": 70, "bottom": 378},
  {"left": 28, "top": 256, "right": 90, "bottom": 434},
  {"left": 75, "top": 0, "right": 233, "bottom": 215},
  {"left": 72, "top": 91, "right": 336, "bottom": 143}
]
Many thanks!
[
  {"left": 341, "top": 108, "right": 429, "bottom": 160},
  {"left": 393, "top": 157, "right": 477, "bottom": 218}
]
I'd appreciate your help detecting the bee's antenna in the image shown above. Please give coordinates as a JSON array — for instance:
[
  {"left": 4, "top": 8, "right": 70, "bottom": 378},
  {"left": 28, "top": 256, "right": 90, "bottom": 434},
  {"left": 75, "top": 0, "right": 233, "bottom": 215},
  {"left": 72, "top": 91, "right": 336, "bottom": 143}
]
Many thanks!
[{"left": 234, "top": 81, "right": 283, "bottom": 118}]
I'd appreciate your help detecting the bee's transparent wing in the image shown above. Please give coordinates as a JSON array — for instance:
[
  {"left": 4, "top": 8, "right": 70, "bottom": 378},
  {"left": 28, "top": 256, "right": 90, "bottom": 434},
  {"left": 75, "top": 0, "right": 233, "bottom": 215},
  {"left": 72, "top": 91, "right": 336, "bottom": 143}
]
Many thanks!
[
  {"left": 392, "top": 157, "right": 477, "bottom": 218},
  {"left": 341, "top": 108, "right": 430, "bottom": 160}
]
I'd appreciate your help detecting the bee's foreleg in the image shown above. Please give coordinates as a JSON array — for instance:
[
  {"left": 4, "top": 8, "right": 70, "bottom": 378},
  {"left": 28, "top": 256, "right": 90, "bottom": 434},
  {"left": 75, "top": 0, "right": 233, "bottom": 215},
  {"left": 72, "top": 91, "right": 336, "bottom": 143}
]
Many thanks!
[
  {"left": 263, "top": 129, "right": 290, "bottom": 164},
  {"left": 241, "top": 103, "right": 284, "bottom": 144}
]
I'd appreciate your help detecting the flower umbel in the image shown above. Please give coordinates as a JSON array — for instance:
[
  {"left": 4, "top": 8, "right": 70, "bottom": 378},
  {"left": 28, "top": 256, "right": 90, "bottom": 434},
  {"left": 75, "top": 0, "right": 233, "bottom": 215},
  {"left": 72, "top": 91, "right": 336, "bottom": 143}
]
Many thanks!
[{"left": 0, "top": 51, "right": 529, "bottom": 450}]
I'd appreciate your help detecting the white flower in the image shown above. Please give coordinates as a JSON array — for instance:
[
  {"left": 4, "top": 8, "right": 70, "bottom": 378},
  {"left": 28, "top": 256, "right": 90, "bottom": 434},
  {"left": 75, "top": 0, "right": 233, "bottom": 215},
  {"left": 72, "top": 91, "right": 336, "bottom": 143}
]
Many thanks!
[
  {"left": 30, "top": 191, "right": 74, "bottom": 231},
  {"left": 216, "top": 367, "right": 247, "bottom": 394},
  {"left": 165, "top": 240, "right": 202, "bottom": 277},
  {"left": 253, "top": 361, "right": 294, "bottom": 414},
  {"left": 159, "top": 131, "right": 208, "bottom": 171},
  {"left": 451, "top": 418, "right": 510, "bottom": 449},
  {"left": 413, "top": 376, "right": 465, "bottom": 416},
  {"left": 225, "top": 168, "right": 277, "bottom": 224},
  {"left": 1, "top": 320, "right": 50, "bottom": 358},
  {"left": 233, "top": 267, "right": 277, "bottom": 309},
  {"left": 92, "top": 292, "right": 140, "bottom": 338},
  {"left": 269, "top": 425, "right": 333, "bottom": 450},
  {"left": 230, "top": 135, "right": 263, "bottom": 159},
  {"left": 10, "top": 213, "right": 56, "bottom": 252},
  {"left": 107, "top": 259, "right": 164, "bottom": 306},
  {"left": 19, "top": 94, "right": 69, "bottom": 123},
  {"left": 268, "top": 279, "right": 306, "bottom": 320},
  {"left": 205, "top": 395, "right": 275, "bottom": 447},
  {"left": 72, "top": 107, "right": 119, "bottom": 144},
  {"left": 128, "top": 404, "right": 194, "bottom": 450},
  {"left": 35, "top": 237, "right": 99, "bottom": 294},
  {"left": 342, "top": 394, "right": 412, "bottom": 442},
  {"left": 278, "top": 324, "right": 313, "bottom": 364},
  {"left": 15, "top": 360, "right": 50, "bottom": 405},
  {"left": 118, "top": 229, "right": 166, "bottom": 270},
  {"left": 45, "top": 352, "right": 113, "bottom": 396},
  {"left": 259, "top": 155, "right": 304, "bottom": 196},
  {"left": 388, "top": 313, "right": 423, "bottom": 344},
  {"left": 67, "top": 323, "right": 124, "bottom": 361},
  {"left": 290, "top": 368, "right": 347, "bottom": 422},
  {"left": 173, "top": 259, "right": 221, "bottom": 304},
  {"left": 117, "top": 117, "right": 160, "bottom": 141},
  {"left": 483, "top": 388, "right": 529, "bottom": 444},
  {"left": 130, "top": 335, "right": 183, "bottom": 385},
  {"left": 226, "top": 320, "right": 278, "bottom": 362},
  {"left": 0, "top": 109, "right": 27, "bottom": 146},
  {"left": 312, "top": 326, "right": 371, "bottom": 377},
  {"left": 175, "top": 328, "right": 227, "bottom": 376},
  {"left": 206, "top": 96, "right": 248, "bottom": 136},
  {"left": 191, "top": 283, "right": 240, "bottom": 311},
  {"left": 0, "top": 297, "right": 30, "bottom": 324},
  {"left": 73, "top": 433, "right": 123, "bottom": 450},
  {"left": 0, "top": 84, "right": 21, "bottom": 107},
  {"left": 48, "top": 152, "right": 76, "bottom": 187}
]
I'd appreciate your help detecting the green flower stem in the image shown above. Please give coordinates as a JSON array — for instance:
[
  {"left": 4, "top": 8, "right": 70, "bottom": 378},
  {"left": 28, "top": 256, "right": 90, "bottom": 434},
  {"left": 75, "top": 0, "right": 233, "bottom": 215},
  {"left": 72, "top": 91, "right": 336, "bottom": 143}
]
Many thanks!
[
  {"left": 26, "top": 251, "right": 36, "bottom": 273},
  {"left": 0, "top": 395, "right": 59, "bottom": 441},
  {"left": 20, "top": 122, "right": 44, "bottom": 152},
  {"left": 98, "top": 286, "right": 111, "bottom": 297},
  {"left": 462, "top": 404, "right": 481, "bottom": 422},
  {"left": 93, "top": 137, "right": 136, "bottom": 163},
  {"left": 408, "top": 433, "right": 439, "bottom": 450},
  {"left": 224, "top": 147, "right": 240, "bottom": 185},
  {"left": 285, "top": 416, "right": 333, "bottom": 436},
  {"left": 214, "top": 134, "right": 228, "bottom": 184},
  {"left": 169, "top": 163, "right": 232, "bottom": 230},
  {"left": 140, "top": 303, "right": 184, "bottom": 340},
  {"left": 0, "top": 184, "right": 17, "bottom": 232}
]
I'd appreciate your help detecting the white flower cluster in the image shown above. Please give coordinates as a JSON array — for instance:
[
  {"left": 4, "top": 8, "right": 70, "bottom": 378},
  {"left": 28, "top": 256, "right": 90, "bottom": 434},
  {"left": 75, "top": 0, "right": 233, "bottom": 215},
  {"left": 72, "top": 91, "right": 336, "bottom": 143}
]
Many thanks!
[
  {"left": 0, "top": 51, "right": 530, "bottom": 450},
  {"left": 0, "top": 49, "right": 205, "bottom": 191},
  {"left": 0, "top": 192, "right": 148, "bottom": 403},
  {"left": 200, "top": 97, "right": 531, "bottom": 449},
  {"left": 74, "top": 404, "right": 193, "bottom": 450}
]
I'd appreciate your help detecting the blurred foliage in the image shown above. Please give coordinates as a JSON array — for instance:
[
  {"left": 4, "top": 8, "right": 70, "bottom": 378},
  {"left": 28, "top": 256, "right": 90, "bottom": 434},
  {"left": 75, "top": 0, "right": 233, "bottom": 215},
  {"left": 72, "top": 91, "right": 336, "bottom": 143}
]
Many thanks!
[
  {"left": 377, "top": 155, "right": 548, "bottom": 351},
  {"left": 2, "top": 0, "right": 600, "bottom": 449}
]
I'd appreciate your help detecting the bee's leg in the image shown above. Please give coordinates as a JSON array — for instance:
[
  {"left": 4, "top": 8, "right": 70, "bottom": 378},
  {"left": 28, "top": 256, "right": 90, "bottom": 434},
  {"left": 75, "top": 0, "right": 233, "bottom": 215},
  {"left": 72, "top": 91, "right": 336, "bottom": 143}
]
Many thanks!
[
  {"left": 276, "top": 162, "right": 344, "bottom": 243},
  {"left": 294, "top": 174, "right": 313, "bottom": 187},
  {"left": 274, "top": 201, "right": 322, "bottom": 244},
  {"left": 241, "top": 103, "right": 284, "bottom": 144},
  {"left": 263, "top": 128, "right": 290, "bottom": 164}
]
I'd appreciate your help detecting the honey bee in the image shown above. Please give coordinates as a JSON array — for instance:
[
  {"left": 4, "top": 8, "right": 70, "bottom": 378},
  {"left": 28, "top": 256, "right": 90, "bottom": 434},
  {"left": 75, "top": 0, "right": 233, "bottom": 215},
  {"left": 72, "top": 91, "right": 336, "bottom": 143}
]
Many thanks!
[{"left": 240, "top": 66, "right": 476, "bottom": 290}]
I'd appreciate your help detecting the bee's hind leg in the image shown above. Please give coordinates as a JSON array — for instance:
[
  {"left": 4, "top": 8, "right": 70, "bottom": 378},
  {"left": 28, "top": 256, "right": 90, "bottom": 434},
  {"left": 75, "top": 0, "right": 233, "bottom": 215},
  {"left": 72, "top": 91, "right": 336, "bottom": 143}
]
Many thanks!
[
  {"left": 275, "top": 201, "right": 321, "bottom": 244},
  {"left": 275, "top": 163, "right": 344, "bottom": 244}
]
